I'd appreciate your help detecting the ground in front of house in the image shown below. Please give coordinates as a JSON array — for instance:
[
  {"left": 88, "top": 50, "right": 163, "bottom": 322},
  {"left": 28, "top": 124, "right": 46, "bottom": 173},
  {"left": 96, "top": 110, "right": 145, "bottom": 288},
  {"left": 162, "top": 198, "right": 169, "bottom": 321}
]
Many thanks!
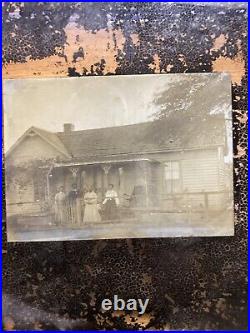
[{"left": 7, "top": 210, "right": 234, "bottom": 242}]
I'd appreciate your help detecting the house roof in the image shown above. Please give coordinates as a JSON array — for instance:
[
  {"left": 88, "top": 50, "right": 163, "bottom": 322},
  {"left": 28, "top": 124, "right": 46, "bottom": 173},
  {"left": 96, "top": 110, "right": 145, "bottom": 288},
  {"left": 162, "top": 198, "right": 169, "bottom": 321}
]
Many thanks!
[
  {"left": 57, "top": 115, "right": 226, "bottom": 160},
  {"left": 7, "top": 115, "right": 226, "bottom": 161}
]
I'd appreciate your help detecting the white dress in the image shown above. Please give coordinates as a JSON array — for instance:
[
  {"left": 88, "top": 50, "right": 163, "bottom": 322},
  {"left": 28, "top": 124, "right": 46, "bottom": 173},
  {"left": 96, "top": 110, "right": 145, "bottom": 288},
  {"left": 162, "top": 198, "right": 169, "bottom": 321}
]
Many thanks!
[
  {"left": 83, "top": 191, "right": 101, "bottom": 223},
  {"left": 55, "top": 191, "right": 66, "bottom": 224},
  {"left": 102, "top": 190, "right": 120, "bottom": 205}
]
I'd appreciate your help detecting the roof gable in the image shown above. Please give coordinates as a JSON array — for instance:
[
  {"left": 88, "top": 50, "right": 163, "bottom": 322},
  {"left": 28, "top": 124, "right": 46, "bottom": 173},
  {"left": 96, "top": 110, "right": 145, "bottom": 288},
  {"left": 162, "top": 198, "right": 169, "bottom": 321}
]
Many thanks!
[{"left": 6, "top": 126, "right": 71, "bottom": 159}]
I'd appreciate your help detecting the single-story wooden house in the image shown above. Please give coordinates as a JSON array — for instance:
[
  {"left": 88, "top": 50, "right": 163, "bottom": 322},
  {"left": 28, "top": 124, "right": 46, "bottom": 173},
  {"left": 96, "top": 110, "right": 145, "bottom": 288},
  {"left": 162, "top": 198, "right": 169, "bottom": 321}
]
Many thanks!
[{"left": 5, "top": 114, "right": 231, "bottom": 221}]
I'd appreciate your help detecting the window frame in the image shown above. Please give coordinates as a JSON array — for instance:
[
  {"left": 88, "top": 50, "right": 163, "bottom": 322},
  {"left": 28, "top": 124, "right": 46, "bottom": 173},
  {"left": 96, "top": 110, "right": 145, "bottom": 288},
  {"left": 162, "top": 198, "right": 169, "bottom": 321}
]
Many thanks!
[{"left": 164, "top": 160, "right": 182, "bottom": 194}]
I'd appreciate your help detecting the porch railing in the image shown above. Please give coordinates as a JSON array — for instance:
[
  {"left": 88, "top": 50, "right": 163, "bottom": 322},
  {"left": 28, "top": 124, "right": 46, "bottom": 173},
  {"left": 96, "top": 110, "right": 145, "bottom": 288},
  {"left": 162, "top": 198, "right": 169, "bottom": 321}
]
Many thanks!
[{"left": 122, "top": 190, "right": 232, "bottom": 213}]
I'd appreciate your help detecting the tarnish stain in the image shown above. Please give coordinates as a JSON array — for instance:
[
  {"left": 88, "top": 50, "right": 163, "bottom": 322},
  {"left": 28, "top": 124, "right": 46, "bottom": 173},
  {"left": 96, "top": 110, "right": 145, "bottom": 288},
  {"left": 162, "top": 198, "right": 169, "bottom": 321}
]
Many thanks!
[
  {"left": 234, "top": 145, "right": 246, "bottom": 158},
  {"left": 130, "top": 33, "right": 140, "bottom": 45},
  {"left": 210, "top": 34, "right": 228, "bottom": 52},
  {"left": 89, "top": 292, "right": 96, "bottom": 307},
  {"left": 63, "top": 22, "right": 125, "bottom": 74},
  {"left": 2, "top": 55, "right": 68, "bottom": 78},
  {"left": 3, "top": 23, "right": 126, "bottom": 78},
  {"left": 142, "top": 273, "right": 152, "bottom": 284},
  {"left": 124, "top": 311, "right": 154, "bottom": 328},
  {"left": 166, "top": 64, "right": 174, "bottom": 72},
  {"left": 95, "top": 313, "right": 114, "bottom": 327},
  {"left": 149, "top": 54, "right": 161, "bottom": 73},
  {"left": 235, "top": 110, "right": 248, "bottom": 125},
  {"left": 111, "top": 310, "right": 125, "bottom": 318},
  {"left": 178, "top": 54, "right": 188, "bottom": 68},
  {"left": 3, "top": 317, "right": 15, "bottom": 331},
  {"left": 212, "top": 53, "right": 245, "bottom": 85},
  {"left": 96, "top": 309, "right": 153, "bottom": 329}
]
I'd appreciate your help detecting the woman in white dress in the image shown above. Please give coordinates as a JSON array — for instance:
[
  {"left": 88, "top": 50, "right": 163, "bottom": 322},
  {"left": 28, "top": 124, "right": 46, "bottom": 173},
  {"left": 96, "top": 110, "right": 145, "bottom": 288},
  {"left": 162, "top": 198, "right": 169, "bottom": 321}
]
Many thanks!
[{"left": 83, "top": 187, "right": 101, "bottom": 223}]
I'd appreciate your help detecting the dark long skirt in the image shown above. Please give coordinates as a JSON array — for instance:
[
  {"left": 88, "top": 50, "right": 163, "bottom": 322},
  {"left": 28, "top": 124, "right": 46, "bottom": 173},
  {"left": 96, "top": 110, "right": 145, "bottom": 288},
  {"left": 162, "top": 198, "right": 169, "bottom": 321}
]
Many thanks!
[{"left": 103, "top": 199, "right": 117, "bottom": 220}]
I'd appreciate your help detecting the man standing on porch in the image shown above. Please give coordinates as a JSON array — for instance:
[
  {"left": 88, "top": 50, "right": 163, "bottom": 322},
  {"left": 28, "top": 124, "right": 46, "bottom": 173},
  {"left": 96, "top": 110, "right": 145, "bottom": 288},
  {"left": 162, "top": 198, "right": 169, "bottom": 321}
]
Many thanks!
[
  {"left": 67, "top": 183, "right": 82, "bottom": 225},
  {"left": 102, "top": 184, "right": 119, "bottom": 220}
]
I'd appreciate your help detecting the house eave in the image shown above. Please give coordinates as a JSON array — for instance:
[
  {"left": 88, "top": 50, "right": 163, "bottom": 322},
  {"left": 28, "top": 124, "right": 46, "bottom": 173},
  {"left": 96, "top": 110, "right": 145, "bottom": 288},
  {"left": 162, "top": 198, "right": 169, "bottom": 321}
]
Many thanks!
[
  {"left": 53, "top": 157, "right": 155, "bottom": 168},
  {"left": 50, "top": 144, "right": 223, "bottom": 168}
]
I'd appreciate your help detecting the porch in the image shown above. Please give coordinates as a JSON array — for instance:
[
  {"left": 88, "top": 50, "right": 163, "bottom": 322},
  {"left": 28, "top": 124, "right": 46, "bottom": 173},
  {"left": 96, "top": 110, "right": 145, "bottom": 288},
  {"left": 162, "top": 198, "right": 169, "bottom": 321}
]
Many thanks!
[
  {"left": 6, "top": 157, "right": 231, "bottom": 227},
  {"left": 47, "top": 158, "right": 159, "bottom": 211}
]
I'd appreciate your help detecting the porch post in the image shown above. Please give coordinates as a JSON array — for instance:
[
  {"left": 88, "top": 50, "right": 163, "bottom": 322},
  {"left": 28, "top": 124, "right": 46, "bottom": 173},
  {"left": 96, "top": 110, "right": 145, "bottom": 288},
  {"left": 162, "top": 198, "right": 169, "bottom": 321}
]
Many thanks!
[
  {"left": 118, "top": 166, "right": 124, "bottom": 193},
  {"left": 46, "top": 164, "right": 54, "bottom": 201},
  {"left": 101, "top": 164, "right": 111, "bottom": 191},
  {"left": 118, "top": 166, "right": 125, "bottom": 205},
  {"left": 80, "top": 169, "right": 86, "bottom": 191},
  {"left": 141, "top": 161, "right": 149, "bottom": 207}
]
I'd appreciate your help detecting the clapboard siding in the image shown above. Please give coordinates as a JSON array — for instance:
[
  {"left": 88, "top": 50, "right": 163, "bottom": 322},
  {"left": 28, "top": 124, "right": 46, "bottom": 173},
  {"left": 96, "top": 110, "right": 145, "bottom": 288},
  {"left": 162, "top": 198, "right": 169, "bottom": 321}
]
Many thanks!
[
  {"left": 7, "top": 202, "right": 42, "bottom": 216},
  {"left": 182, "top": 156, "right": 219, "bottom": 192},
  {"left": 8, "top": 135, "right": 65, "bottom": 163},
  {"left": 182, "top": 153, "right": 219, "bottom": 192}
]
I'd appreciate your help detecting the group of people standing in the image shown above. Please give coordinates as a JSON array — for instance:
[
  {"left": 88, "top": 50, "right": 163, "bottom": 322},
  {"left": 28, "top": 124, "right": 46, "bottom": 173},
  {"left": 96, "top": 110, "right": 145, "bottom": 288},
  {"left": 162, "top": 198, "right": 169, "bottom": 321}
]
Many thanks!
[{"left": 54, "top": 183, "right": 119, "bottom": 226}]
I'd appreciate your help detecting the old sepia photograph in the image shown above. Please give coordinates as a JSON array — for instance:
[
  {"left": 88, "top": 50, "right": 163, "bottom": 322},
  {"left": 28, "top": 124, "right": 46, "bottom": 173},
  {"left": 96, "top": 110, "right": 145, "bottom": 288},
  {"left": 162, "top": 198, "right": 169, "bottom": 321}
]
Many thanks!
[{"left": 3, "top": 73, "right": 233, "bottom": 242}]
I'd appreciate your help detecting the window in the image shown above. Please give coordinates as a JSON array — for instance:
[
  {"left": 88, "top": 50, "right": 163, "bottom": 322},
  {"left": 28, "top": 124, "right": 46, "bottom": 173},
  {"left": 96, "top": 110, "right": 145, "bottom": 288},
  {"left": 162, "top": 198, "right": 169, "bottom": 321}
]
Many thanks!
[{"left": 164, "top": 161, "right": 181, "bottom": 193}]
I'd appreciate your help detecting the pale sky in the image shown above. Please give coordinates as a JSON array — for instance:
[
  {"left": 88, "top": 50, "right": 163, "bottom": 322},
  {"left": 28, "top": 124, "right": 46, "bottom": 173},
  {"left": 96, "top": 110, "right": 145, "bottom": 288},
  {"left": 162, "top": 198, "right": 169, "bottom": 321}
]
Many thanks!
[
  {"left": 4, "top": 74, "right": 174, "bottom": 150},
  {"left": 3, "top": 73, "right": 231, "bottom": 152}
]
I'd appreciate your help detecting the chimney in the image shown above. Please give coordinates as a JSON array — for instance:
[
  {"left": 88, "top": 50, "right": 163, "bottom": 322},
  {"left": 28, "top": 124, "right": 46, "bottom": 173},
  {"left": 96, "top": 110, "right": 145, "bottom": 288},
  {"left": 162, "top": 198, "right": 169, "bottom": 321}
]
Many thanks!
[{"left": 63, "top": 123, "right": 75, "bottom": 134}]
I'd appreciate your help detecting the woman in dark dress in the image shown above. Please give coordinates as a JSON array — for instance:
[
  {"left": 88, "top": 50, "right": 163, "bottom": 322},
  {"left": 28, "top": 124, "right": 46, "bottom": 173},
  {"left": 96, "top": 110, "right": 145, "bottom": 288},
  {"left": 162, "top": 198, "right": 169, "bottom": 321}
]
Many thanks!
[
  {"left": 102, "top": 184, "right": 119, "bottom": 220},
  {"left": 67, "top": 183, "right": 82, "bottom": 225}
]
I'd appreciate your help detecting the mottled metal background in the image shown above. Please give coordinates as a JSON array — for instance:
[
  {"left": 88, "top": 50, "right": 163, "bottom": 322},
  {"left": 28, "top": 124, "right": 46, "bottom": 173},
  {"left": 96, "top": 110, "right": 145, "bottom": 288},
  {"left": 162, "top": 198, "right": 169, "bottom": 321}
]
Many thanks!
[{"left": 2, "top": 2, "right": 247, "bottom": 330}]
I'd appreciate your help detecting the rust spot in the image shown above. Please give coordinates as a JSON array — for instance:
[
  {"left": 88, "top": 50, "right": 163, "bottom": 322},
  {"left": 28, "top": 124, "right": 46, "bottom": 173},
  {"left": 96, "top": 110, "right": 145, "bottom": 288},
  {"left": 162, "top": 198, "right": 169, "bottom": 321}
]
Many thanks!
[
  {"left": 2, "top": 54, "right": 66, "bottom": 78},
  {"left": 3, "top": 23, "right": 127, "bottom": 78},
  {"left": 84, "top": 264, "right": 94, "bottom": 276},
  {"left": 163, "top": 323, "right": 171, "bottom": 330},
  {"left": 124, "top": 311, "right": 154, "bottom": 328},
  {"left": 3, "top": 317, "right": 15, "bottom": 330},
  {"left": 63, "top": 22, "right": 125, "bottom": 74},
  {"left": 130, "top": 33, "right": 139, "bottom": 45},
  {"left": 34, "top": 322, "right": 42, "bottom": 330},
  {"left": 89, "top": 292, "right": 96, "bottom": 307},
  {"left": 235, "top": 110, "right": 248, "bottom": 125},
  {"left": 95, "top": 313, "right": 113, "bottom": 327},
  {"left": 210, "top": 34, "right": 228, "bottom": 52},
  {"left": 142, "top": 273, "right": 152, "bottom": 284},
  {"left": 178, "top": 54, "right": 188, "bottom": 68},
  {"left": 111, "top": 310, "right": 125, "bottom": 318},
  {"left": 149, "top": 54, "right": 161, "bottom": 73},
  {"left": 234, "top": 145, "right": 246, "bottom": 158},
  {"left": 166, "top": 64, "right": 174, "bottom": 72},
  {"left": 212, "top": 53, "right": 245, "bottom": 85}
]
